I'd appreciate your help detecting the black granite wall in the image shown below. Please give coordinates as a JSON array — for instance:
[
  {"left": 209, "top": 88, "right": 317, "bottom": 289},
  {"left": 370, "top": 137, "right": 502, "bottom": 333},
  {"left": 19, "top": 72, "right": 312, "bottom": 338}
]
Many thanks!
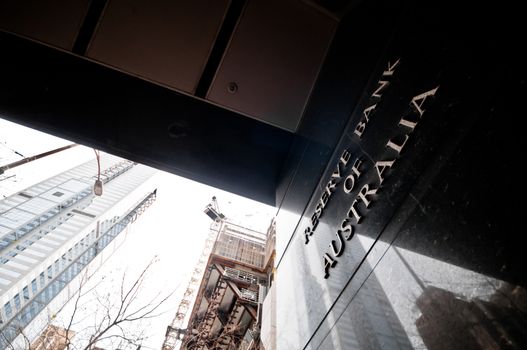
[{"left": 275, "top": 0, "right": 525, "bottom": 348}]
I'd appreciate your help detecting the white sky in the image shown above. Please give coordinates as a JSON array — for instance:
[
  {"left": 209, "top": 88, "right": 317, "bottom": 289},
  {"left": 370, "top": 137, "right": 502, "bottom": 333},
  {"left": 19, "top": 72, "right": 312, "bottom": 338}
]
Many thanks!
[{"left": 0, "top": 118, "right": 276, "bottom": 349}]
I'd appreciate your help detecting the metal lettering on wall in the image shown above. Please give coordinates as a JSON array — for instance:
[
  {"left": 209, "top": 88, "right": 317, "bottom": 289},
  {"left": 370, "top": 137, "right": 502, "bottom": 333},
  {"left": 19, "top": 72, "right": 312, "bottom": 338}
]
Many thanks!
[
  {"left": 303, "top": 59, "right": 401, "bottom": 246},
  {"left": 302, "top": 58, "right": 440, "bottom": 279}
]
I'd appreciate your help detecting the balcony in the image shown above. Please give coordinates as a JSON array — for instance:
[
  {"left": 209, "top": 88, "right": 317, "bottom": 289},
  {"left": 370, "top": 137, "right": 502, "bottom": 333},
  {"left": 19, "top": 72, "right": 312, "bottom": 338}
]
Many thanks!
[{"left": 239, "top": 288, "right": 258, "bottom": 303}]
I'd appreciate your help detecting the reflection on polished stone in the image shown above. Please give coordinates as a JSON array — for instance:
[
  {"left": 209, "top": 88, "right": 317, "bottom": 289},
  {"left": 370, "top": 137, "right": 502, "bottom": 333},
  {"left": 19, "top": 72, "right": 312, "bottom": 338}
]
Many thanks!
[
  {"left": 271, "top": 0, "right": 522, "bottom": 348},
  {"left": 416, "top": 285, "right": 527, "bottom": 350},
  {"left": 315, "top": 238, "right": 527, "bottom": 350}
]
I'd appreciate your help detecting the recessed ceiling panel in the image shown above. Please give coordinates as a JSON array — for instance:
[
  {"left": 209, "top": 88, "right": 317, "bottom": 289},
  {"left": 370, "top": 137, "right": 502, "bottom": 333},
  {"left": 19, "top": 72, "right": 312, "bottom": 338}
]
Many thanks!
[
  {"left": 87, "top": 0, "right": 229, "bottom": 94},
  {"left": 0, "top": 0, "right": 90, "bottom": 50},
  {"left": 207, "top": 0, "right": 336, "bottom": 132}
]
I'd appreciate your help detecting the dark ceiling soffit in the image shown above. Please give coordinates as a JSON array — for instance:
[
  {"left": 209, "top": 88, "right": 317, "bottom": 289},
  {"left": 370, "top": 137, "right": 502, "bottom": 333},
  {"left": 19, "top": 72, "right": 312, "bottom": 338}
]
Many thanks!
[{"left": 0, "top": 31, "right": 293, "bottom": 205}]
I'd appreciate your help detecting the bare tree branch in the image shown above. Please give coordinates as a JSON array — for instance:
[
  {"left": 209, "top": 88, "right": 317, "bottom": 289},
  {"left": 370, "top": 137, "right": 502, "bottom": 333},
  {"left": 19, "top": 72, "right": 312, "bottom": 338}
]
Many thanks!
[
  {"left": 64, "top": 270, "right": 88, "bottom": 349},
  {"left": 73, "top": 257, "right": 171, "bottom": 350},
  {"left": 0, "top": 257, "right": 171, "bottom": 350}
]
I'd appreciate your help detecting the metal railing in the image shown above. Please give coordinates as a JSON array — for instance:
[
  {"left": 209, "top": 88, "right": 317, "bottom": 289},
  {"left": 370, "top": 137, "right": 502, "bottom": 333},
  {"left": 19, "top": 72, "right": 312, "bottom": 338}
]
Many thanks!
[
  {"left": 239, "top": 288, "right": 258, "bottom": 303},
  {"left": 223, "top": 267, "right": 266, "bottom": 286}
]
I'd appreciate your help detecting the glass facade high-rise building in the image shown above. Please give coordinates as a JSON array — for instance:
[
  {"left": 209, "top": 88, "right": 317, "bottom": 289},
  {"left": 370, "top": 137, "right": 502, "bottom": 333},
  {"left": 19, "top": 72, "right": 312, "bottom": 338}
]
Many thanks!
[{"left": 0, "top": 154, "right": 156, "bottom": 348}]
